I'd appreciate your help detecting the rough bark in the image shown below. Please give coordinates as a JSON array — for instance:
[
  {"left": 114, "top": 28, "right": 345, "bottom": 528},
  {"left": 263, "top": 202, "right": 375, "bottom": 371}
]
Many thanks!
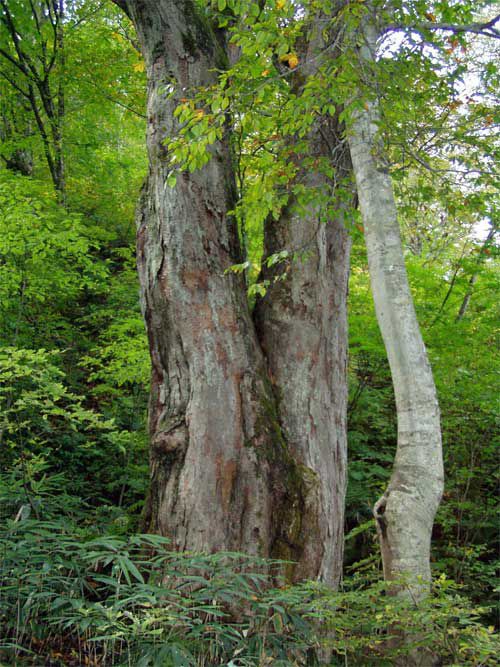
[
  {"left": 110, "top": 0, "right": 352, "bottom": 584},
  {"left": 347, "top": 14, "right": 444, "bottom": 604},
  {"left": 254, "top": 18, "right": 351, "bottom": 586},
  {"left": 114, "top": 0, "right": 350, "bottom": 580},
  {"left": 255, "top": 176, "right": 350, "bottom": 585},
  {"left": 127, "top": 0, "right": 285, "bottom": 557}
]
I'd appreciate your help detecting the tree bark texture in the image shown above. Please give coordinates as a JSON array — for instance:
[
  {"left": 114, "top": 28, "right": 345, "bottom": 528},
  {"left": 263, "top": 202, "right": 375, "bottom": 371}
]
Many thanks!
[
  {"left": 115, "top": 0, "right": 350, "bottom": 586},
  {"left": 254, "top": 17, "right": 351, "bottom": 585},
  {"left": 347, "top": 14, "right": 444, "bottom": 601}
]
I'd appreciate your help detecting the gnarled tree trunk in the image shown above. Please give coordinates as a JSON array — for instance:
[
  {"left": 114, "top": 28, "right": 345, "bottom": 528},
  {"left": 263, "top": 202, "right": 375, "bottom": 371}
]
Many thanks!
[
  {"left": 255, "top": 17, "right": 351, "bottom": 585},
  {"left": 114, "top": 0, "right": 350, "bottom": 585}
]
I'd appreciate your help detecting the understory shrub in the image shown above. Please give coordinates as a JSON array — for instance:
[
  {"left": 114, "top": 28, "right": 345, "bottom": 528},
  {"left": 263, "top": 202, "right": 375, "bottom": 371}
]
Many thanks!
[{"left": 1, "top": 486, "right": 498, "bottom": 667}]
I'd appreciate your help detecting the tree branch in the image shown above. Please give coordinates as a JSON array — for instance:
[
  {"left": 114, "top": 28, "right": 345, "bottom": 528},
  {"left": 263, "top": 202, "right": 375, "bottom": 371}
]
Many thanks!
[
  {"left": 0, "top": 47, "right": 30, "bottom": 77},
  {"left": 386, "top": 14, "right": 500, "bottom": 40},
  {"left": 111, "top": 0, "right": 131, "bottom": 20},
  {"left": 0, "top": 0, "right": 40, "bottom": 80},
  {"left": 0, "top": 70, "right": 30, "bottom": 100}
]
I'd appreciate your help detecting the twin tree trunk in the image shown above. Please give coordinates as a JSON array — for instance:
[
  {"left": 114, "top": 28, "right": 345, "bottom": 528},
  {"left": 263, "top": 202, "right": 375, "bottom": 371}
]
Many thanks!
[
  {"left": 115, "top": 0, "right": 350, "bottom": 585},
  {"left": 113, "top": 0, "right": 444, "bottom": 603}
]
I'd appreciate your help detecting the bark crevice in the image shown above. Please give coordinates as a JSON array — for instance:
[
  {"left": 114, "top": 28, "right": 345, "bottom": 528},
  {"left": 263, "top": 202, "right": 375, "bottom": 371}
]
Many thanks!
[{"left": 118, "top": 0, "right": 351, "bottom": 584}]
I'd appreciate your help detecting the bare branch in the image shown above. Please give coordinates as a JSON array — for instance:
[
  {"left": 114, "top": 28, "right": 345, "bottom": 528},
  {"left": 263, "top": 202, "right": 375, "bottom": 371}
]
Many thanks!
[
  {"left": 386, "top": 14, "right": 500, "bottom": 40},
  {"left": 0, "top": 69, "right": 30, "bottom": 99}
]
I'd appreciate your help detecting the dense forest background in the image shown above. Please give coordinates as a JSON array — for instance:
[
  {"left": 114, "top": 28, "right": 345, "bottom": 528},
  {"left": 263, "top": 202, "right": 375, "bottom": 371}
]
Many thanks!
[{"left": 0, "top": 1, "right": 498, "bottom": 665}]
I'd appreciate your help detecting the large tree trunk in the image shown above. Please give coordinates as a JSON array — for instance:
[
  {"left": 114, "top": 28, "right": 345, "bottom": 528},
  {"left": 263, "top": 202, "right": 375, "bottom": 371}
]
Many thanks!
[
  {"left": 122, "top": 0, "right": 296, "bottom": 559},
  {"left": 115, "top": 0, "right": 349, "bottom": 585},
  {"left": 255, "top": 17, "right": 351, "bottom": 586},
  {"left": 255, "top": 170, "right": 350, "bottom": 585},
  {"left": 347, "top": 10, "right": 444, "bottom": 607}
]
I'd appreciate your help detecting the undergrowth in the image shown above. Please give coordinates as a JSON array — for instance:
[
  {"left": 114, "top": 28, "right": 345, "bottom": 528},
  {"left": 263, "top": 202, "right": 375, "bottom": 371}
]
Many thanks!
[{"left": 0, "top": 464, "right": 498, "bottom": 667}]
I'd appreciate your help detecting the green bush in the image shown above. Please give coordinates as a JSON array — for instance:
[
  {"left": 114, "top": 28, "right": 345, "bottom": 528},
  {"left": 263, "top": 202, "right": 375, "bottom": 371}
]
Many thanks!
[
  {"left": 1, "top": 481, "right": 498, "bottom": 667},
  {"left": 307, "top": 576, "right": 499, "bottom": 666},
  {"left": 0, "top": 520, "right": 314, "bottom": 666},
  {"left": 0, "top": 347, "right": 147, "bottom": 513}
]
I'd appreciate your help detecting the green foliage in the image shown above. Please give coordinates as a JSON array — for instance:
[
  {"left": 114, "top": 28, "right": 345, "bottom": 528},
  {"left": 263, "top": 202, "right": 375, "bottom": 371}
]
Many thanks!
[
  {"left": 80, "top": 245, "right": 150, "bottom": 395},
  {"left": 0, "top": 171, "right": 108, "bottom": 348},
  {"left": 0, "top": 0, "right": 150, "bottom": 517},
  {"left": 310, "top": 575, "right": 499, "bottom": 666},
  {"left": 0, "top": 1, "right": 498, "bottom": 664},
  {"left": 1, "top": 487, "right": 498, "bottom": 666},
  {"left": 0, "top": 347, "right": 147, "bottom": 512},
  {"left": 63, "top": 1, "right": 147, "bottom": 234},
  {"left": 0, "top": 501, "right": 315, "bottom": 666}
]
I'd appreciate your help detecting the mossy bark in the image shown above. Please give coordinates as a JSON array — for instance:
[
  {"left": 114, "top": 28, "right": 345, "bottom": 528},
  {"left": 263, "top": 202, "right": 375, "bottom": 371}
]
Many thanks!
[{"left": 254, "top": 13, "right": 352, "bottom": 586}]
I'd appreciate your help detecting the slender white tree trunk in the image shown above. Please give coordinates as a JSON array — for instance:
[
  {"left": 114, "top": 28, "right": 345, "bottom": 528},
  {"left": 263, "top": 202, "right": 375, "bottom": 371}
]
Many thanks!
[{"left": 347, "top": 15, "right": 444, "bottom": 603}]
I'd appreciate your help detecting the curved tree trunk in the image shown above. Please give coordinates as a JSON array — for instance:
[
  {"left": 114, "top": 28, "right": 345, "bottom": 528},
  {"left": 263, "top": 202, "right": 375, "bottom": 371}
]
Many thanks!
[
  {"left": 347, "top": 13, "right": 444, "bottom": 604},
  {"left": 114, "top": 0, "right": 350, "bottom": 585}
]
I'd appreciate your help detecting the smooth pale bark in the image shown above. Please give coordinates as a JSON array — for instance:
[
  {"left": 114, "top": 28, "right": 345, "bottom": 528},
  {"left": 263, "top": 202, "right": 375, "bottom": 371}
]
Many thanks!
[
  {"left": 255, "top": 18, "right": 351, "bottom": 586},
  {"left": 113, "top": 0, "right": 349, "bottom": 583},
  {"left": 347, "top": 16, "right": 444, "bottom": 601}
]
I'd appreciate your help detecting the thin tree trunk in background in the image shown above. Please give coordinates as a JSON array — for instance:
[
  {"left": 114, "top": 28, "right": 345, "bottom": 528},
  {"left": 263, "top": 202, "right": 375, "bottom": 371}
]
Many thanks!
[
  {"left": 455, "top": 273, "right": 477, "bottom": 321},
  {"left": 347, "top": 10, "right": 444, "bottom": 613},
  {"left": 456, "top": 226, "right": 496, "bottom": 321},
  {"left": 54, "top": 0, "right": 66, "bottom": 199},
  {"left": 114, "top": 0, "right": 349, "bottom": 582},
  {"left": 0, "top": 0, "right": 66, "bottom": 198}
]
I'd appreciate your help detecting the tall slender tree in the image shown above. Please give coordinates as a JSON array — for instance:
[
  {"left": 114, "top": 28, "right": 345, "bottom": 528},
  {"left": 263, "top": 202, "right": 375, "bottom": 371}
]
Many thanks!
[
  {"left": 346, "top": 5, "right": 444, "bottom": 606},
  {"left": 0, "top": 0, "right": 66, "bottom": 197},
  {"left": 345, "top": 0, "right": 498, "bottom": 608}
]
